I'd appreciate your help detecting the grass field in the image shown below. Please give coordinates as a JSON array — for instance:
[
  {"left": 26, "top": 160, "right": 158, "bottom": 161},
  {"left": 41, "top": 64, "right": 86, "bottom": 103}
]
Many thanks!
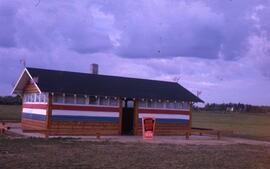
[
  {"left": 0, "top": 136, "right": 270, "bottom": 169},
  {"left": 0, "top": 105, "right": 270, "bottom": 139},
  {"left": 192, "top": 111, "right": 270, "bottom": 139},
  {"left": 0, "top": 105, "right": 21, "bottom": 121}
]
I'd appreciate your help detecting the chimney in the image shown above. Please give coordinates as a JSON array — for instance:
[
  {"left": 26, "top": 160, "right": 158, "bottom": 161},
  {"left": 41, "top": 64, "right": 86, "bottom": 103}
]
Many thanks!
[{"left": 90, "top": 63, "right": 99, "bottom": 74}]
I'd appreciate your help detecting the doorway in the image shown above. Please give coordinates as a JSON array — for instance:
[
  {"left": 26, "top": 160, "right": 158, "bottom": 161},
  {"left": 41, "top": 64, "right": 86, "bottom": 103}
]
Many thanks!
[{"left": 121, "top": 99, "right": 134, "bottom": 135}]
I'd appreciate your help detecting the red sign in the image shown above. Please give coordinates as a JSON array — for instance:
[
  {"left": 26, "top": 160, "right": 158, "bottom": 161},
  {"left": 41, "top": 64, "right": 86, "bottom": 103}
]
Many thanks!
[{"left": 142, "top": 117, "right": 156, "bottom": 139}]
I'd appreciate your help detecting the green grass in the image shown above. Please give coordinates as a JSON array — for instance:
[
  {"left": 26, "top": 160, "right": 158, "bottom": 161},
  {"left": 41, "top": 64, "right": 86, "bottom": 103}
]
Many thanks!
[
  {"left": 0, "top": 105, "right": 21, "bottom": 121},
  {"left": 192, "top": 111, "right": 270, "bottom": 139}
]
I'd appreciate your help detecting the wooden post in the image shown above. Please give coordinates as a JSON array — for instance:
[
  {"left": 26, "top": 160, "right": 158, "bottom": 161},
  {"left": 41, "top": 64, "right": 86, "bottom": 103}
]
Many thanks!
[
  {"left": 133, "top": 99, "right": 138, "bottom": 135},
  {"left": 96, "top": 132, "right": 101, "bottom": 139},
  {"left": 189, "top": 102, "right": 192, "bottom": 132},
  {"left": 217, "top": 131, "right": 221, "bottom": 140},
  {"left": 21, "top": 94, "right": 23, "bottom": 121},
  {"left": 185, "top": 131, "right": 189, "bottom": 140},
  {"left": 0, "top": 123, "right": 10, "bottom": 135},
  {"left": 44, "top": 133, "right": 49, "bottom": 139},
  {"left": 0, "top": 123, "right": 3, "bottom": 135},
  {"left": 119, "top": 99, "right": 123, "bottom": 135},
  {"left": 46, "top": 93, "right": 52, "bottom": 130}
]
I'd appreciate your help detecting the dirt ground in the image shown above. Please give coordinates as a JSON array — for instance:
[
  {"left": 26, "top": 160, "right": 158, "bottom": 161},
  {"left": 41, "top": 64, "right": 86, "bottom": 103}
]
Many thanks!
[
  {"left": 1, "top": 136, "right": 270, "bottom": 169},
  {"left": 5, "top": 122, "right": 270, "bottom": 147}
]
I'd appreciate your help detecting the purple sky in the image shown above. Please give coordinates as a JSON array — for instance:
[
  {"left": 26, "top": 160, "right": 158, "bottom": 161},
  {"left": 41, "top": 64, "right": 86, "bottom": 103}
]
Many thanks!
[{"left": 0, "top": 0, "right": 270, "bottom": 105}]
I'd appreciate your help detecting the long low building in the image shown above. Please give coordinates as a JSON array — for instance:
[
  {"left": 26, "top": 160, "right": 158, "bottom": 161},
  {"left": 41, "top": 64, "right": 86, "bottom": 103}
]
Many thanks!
[{"left": 12, "top": 66, "right": 203, "bottom": 136}]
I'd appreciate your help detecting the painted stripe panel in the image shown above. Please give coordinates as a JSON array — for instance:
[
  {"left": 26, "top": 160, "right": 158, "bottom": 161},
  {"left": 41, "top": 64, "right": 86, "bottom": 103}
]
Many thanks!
[
  {"left": 52, "top": 104, "right": 119, "bottom": 112},
  {"left": 23, "top": 103, "right": 48, "bottom": 109},
  {"left": 23, "top": 108, "right": 47, "bottom": 115},
  {"left": 22, "top": 113, "right": 46, "bottom": 121},
  {"left": 51, "top": 110, "right": 119, "bottom": 122},
  {"left": 52, "top": 115, "right": 118, "bottom": 122},
  {"left": 138, "top": 118, "right": 189, "bottom": 124},
  {"left": 52, "top": 110, "right": 119, "bottom": 117},
  {"left": 139, "top": 113, "right": 189, "bottom": 120},
  {"left": 156, "top": 118, "right": 188, "bottom": 124},
  {"left": 139, "top": 118, "right": 189, "bottom": 124},
  {"left": 138, "top": 108, "right": 190, "bottom": 115}
]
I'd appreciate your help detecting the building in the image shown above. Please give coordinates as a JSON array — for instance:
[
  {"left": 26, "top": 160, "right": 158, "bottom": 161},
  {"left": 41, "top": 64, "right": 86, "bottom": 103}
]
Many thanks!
[{"left": 12, "top": 66, "right": 203, "bottom": 136}]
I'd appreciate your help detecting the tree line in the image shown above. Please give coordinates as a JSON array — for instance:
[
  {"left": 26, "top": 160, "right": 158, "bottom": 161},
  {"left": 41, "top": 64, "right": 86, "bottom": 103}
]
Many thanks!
[
  {"left": 0, "top": 96, "right": 22, "bottom": 105},
  {"left": 193, "top": 103, "right": 270, "bottom": 113}
]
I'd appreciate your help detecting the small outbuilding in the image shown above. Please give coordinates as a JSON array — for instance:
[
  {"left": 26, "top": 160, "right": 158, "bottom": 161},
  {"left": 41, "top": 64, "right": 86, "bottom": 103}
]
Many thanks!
[{"left": 12, "top": 66, "right": 203, "bottom": 136}]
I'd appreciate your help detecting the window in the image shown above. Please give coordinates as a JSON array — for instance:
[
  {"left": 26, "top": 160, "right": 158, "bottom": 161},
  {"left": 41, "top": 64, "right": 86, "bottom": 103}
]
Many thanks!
[
  {"left": 139, "top": 100, "right": 147, "bottom": 108},
  {"left": 99, "top": 96, "right": 109, "bottom": 105},
  {"left": 147, "top": 99, "right": 154, "bottom": 108},
  {"left": 178, "top": 102, "right": 183, "bottom": 109},
  {"left": 53, "top": 93, "right": 64, "bottom": 103},
  {"left": 127, "top": 100, "right": 134, "bottom": 108},
  {"left": 165, "top": 101, "right": 175, "bottom": 109},
  {"left": 30, "top": 93, "right": 35, "bottom": 102},
  {"left": 174, "top": 101, "right": 178, "bottom": 109},
  {"left": 26, "top": 94, "right": 30, "bottom": 102},
  {"left": 24, "top": 93, "right": 45, "bottom": 103},
  {"left": 28, "top": 94, "right": 31, "bottom": 102},
  {"left": 76, "top": 95, "right": 86, "bottom": 104},
  {"left": 65, "top": 94, "right": 75, "bottom": 104},
  {"left": 23, "top": 94, "right": 27, "bottom": 102},
  {"left": 89, "top": 96, "right": 98, "bottom": 105},
  {"left": 40, "top": 93, "right": 45, "bottom": 102},
  {"left": 35, "top": 93, "right": 40, "bottom": 102},
  {"left": 44, "top": 93, "right": 48, "bottom": 103},
  {"left": 183, "top": 102, "right": 190, "bottom": 109},
  {"left": 156, "top": 100, "right": 164, "bottom": 108},
  {"left": 109, "top": 97, "right": 119, "bottom": 106}
]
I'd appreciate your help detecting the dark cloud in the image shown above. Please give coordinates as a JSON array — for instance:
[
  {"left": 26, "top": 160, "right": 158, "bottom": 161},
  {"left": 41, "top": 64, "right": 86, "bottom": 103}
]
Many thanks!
[
  {"left": 116, "top": 21, "right": 224, "bottom": 59},
  {"left": 97, "top": 0, "right": 269, "bottom": 60},
  {"left": 0, "top": 2, "right": 17, "bottom": 47},
  {"left": 0, "top": 1, "right": 114, "bottom": 54},
  {"left": 65, "top": 28, "right": 113, "bottom": 54},
  {"left": 1, "top": 0, "right": 268, "bottom": 59},
  {"left": 117, "top": 4, "right": 224, "bottom": 58}
]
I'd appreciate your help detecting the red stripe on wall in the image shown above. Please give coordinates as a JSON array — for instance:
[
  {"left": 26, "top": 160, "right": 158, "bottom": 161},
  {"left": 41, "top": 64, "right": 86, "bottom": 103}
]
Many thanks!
[
  {"left": 138, "top": 108, "right": 190, "bottom": 115},
  {"left": 23, "top": 104, "right": 48, "bottom": 109},
  {"left": 52, "top": 104, "right": 119, "bottom": 112}
]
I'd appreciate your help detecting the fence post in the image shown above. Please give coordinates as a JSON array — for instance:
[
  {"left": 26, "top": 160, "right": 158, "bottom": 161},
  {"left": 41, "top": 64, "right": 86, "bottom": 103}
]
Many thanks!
[
  {"left": 185, "top": 132, "right": 189, "bottom": 140},
  {"left": 96, "top": 132, "right": 101, "bottom": 139},
  {"left": 217, "top": 131, "right": 221, "bottom": 140}
]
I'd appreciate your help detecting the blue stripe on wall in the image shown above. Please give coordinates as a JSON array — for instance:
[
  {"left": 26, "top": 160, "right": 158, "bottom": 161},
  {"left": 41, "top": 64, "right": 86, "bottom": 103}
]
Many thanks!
[
  {"left": 22, "top": 113, "right": 46, "bottom": 121},
  {"left": 138, "top": 118, "right": 189, "bottom": 124},
  {"left": 52, "top": 115, "right": 119, "bottom": 123}
]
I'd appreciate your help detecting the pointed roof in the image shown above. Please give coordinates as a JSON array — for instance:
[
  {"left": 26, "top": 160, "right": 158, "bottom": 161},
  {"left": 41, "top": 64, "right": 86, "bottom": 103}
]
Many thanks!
[
  {"left": 11, "top": 68, "right": 41, "bottom": 95},
  {"left": 13, "top": 67, "right": 203, "bottom": 102}
]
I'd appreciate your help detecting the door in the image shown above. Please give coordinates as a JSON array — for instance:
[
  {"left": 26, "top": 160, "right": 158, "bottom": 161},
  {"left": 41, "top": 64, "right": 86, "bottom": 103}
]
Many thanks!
[{"left": 121, "top": 100, "right": 134, "bottom": 135}]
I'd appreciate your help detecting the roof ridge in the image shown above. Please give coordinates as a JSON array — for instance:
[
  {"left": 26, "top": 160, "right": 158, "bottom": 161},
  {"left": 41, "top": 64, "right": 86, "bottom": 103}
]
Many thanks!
[{"left": 26, "top": 67, "right": 179, "bottom": 85}]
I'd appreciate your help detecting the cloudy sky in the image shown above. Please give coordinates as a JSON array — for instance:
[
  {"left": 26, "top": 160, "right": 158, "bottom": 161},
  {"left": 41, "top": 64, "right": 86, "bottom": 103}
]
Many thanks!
[{"left": 0, "top": 0, "right": 270, "bottom": 105}]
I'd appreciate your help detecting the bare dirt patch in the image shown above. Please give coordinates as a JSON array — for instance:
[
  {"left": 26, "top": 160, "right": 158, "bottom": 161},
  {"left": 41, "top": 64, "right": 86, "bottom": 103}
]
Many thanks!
[{"left": 1, "top": 136, "right": 270, "bottom": 169}]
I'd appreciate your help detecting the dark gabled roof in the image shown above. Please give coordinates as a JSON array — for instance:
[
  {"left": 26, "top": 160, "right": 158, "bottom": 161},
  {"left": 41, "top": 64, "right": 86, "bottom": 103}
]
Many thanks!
[{"left": 26, "top": 67, "right": 203, "bottom": 102}]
